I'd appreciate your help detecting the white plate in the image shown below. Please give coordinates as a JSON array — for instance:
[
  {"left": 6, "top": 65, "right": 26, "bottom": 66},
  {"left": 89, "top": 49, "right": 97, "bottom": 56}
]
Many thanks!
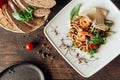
[{"left": 44, "top": 0, "right": 120, "bottom": 77}]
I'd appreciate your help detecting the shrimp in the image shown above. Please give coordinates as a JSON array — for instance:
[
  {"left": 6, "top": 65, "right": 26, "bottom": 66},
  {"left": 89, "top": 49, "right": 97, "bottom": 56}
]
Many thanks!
[
  {"left": 79, "top": 16, "right": 91, "bottom": 29},
  {"left": 77, "top": 31, "right": 94, "bottom": 42}
]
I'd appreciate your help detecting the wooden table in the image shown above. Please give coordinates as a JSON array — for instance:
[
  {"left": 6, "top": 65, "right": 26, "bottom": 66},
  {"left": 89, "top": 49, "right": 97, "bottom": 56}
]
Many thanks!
[{"left": 0, "top": 0, "right": 120, "bottom": 80}]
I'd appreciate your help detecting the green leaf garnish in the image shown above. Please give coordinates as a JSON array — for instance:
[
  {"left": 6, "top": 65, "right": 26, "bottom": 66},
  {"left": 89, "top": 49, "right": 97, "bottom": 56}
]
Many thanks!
[
  {"left": 27, "top": 5, "right": 36, "bottom": 11},
  {"left": 92, "top": 28, "right": 97, "bottom": 34},
  {"left": 70, "top": 4, "right": 81, "bottom": 20},
  {"left": 89, "top": 34, "right": 103, "bottom": 44},
  {"left": 12, "top": 12, "right": 26, "bottom": 22},
  {"left": 89, "top": 49, "right": 97, "bottom": 58},
  {"left": 102, "top": 38, "right": 107, "bottom": 44},
  {"left": 100, "top": 31, "right": 106, "bottom": 37},
  {"left": 72, "top": 42, "right": 75, "bottom": 47},
  {"left": 23, "top": 9, "right": 33, "bottom": 21},
  {"left": 105, "top": 20, "right": 113, "bottom": 27},
  {"left": 12, "top": 5, "right": 36, "bottom": 22}
]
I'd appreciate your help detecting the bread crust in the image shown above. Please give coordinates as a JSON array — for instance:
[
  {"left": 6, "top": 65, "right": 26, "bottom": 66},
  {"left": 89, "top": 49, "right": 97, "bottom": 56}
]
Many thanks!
[
  {"left": 24, "top": 0, "right": 56, "bottom": 8},
  {"left": 33, "top": 8, "right": 50, "bottom": 17},
  {"left": 0, "top": 8, "right": 22, "bottom": 33}
]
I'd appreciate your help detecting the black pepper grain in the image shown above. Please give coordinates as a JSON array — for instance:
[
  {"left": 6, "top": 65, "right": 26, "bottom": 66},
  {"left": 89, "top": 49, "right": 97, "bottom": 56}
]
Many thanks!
[
  {"left": 27, "top": 34, "right": 30, "bottom": 37},
  {"left": 22, "top": 46, "right": 25, "bottom": 49},
  {"left": 42, "top": 43, "right": 46, "bottom": 47},
  {"left": 8, "top": 69, "right": 15, "bottom": 74},
  {"left": 36, "top": 34, "right": 39, "bottom": 38},
  {"left": 50, "top": 56, "right": 55, "bottom": 60},
  {"left": 41, "top": 53, "right": 45, "bottom": 58},
  {"left": 23, "top": 35, "right": 26, "bottom": 38},
  {"left": 40, "top": 37, "right": 44, "bottom": 39},
  {"left": 46, "top": 47, "right": 50, "bottom": 51}
]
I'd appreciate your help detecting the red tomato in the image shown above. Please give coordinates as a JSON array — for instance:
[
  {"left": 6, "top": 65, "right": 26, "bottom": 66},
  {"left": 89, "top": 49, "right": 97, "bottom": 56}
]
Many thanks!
[
  {"left": 89, "top": 44, "right": 96, "bottom": 49},
  {"left": 26, "top": 43, "right": 34, "bottom": 50}
]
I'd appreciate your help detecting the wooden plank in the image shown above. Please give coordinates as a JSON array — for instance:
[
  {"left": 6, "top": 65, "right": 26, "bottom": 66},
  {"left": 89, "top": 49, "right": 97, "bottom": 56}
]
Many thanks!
[{"left": 0, "top": 0, "right": 120, "bottom": 80}]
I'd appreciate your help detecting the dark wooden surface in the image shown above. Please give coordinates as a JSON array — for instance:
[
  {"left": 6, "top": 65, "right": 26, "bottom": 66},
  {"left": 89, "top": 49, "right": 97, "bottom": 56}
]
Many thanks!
[{"left": 0, "top": 0, "right": 120, "bottom": 80}]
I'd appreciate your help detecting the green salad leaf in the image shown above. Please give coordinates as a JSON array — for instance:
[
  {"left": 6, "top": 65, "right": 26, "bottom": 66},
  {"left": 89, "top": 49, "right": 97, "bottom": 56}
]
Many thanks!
[
  {"left": 70, "top": 4, "right": 81, "bottom": 20},
  {"left": 12, "top": 5, "right": 36, "bottom": 22},
  {"left": 89, "top": 34, "right": 103, "bottom": 44}
]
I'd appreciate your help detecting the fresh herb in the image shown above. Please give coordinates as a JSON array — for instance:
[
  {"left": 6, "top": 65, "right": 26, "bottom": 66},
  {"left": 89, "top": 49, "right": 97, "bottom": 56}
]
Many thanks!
[
  {"left": 12, "top": 5, "right": 36, "bottom": 22},
  {"left": 26, "top": 5, "right": 36, "bottom": 11},
  {"left": 105, "top": 20, "right": 113, "bottom": 27},
  {"left": 12, "top": 12, "right": 26, "bottom": 22},
  {"left": 92, "top": 28, "right": 97, "bottom": 34},
  {"left": 89, "top": 34, "right": 103, "bottom": 44},
  {"left": 89, "top": 49, "right": 97, "bottom": 58},
  {"left": 70, "top": 4, "right": 81, "bottom": 20},
  {"left": 102, "top": 38, "right": 107, "bottom": 44},
  {"left": 100, "top": 31, "right": 106, "bottom": 37},
  {"left": 23, "top": 9, "right": 33, "bottom": 21},
  {"left": 72, "top": 42, "right": 75, "bottom": 47}
]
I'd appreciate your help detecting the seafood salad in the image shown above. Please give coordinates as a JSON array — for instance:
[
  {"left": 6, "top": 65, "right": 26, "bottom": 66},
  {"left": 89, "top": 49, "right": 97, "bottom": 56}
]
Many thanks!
[{"left": 69, "top": 4, "right": 114, "bottom": 57}]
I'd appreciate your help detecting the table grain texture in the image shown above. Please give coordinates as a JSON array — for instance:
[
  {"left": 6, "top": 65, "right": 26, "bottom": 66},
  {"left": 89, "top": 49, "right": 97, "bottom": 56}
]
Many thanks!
[{"left": 0, "top": 0, "right": 120, "bottom": 80}]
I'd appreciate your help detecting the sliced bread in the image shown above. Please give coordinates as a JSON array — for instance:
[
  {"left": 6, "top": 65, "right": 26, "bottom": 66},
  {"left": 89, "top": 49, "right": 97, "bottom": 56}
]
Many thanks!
[
  {"left": 0, "top": 8, "right": 22, "bottom": 33},
  {"left": 4, "top": 4, "right": 35, "bottom": 33},
  {"left": 24, "top": 0, "right": 56, "bottom": 8},
  {"left": 13, "top": 0, "right": 50, "bottom": 17}
]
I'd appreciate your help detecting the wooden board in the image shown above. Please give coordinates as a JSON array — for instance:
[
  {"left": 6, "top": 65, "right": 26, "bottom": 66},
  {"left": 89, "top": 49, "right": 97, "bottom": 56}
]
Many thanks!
[{"left": 0, "top": 0, "right": 120, "bottom": 80}]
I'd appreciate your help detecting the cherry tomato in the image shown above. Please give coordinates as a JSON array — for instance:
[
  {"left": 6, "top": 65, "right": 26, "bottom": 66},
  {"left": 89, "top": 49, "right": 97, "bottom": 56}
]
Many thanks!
[
  {"left": 26, "top": 43, "right": 34, "bottom": 50},
  {"left": 89, "top": 44, "right": 96, "bottom": 49}
]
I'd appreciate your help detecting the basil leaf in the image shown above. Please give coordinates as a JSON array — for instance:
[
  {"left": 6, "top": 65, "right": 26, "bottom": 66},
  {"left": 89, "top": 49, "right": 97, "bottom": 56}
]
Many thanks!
[
  {"left": 27, "top": 5, "right": 36, "bottom": 11},
  {"left": 12, "top": 5, "right": 36, "bottom": 22},
  {"left": 89, "top": 49, "right": 97, "bottom": 58},
  {"left": 12, "top": 12, "right": 26, "bottom": 22},
  {"left": 70, "top": 4, "right": 81, "bottom": 20},
  {"left": 23, "top": 10, "right": 33, "bottom": 21}
]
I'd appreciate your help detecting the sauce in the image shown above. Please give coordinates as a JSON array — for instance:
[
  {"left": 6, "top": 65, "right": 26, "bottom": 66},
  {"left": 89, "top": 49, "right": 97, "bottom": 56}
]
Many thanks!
[{"left": 0, "top": 0, "right": 7, "bottom": 8}]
